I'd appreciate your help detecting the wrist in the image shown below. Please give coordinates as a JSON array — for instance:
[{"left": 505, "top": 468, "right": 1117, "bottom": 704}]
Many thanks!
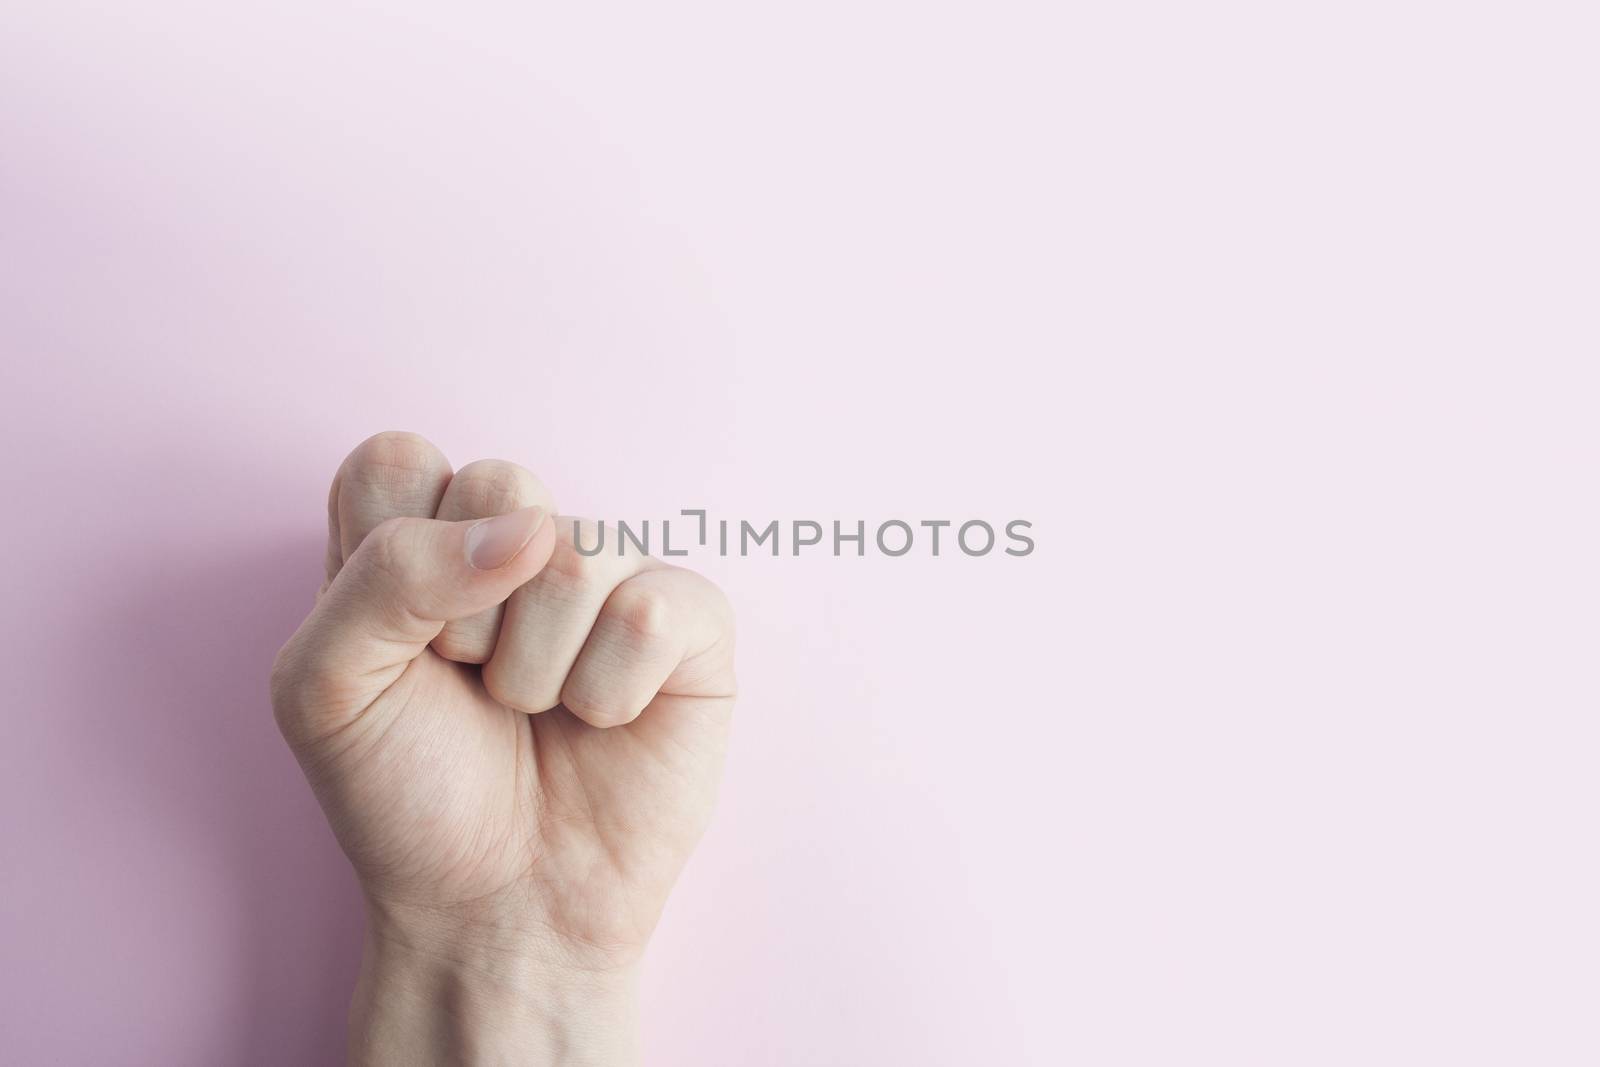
[{"left": 350, "top": 910, "right": 640, "bottom": 1066}]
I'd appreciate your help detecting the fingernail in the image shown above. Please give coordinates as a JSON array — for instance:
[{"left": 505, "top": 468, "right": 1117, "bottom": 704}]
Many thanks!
[{"left": 466, "top": 506, "right": 546, "bottom": 570}]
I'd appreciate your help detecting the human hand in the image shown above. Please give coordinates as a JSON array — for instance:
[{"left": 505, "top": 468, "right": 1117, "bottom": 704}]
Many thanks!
[{"left": 270, "top": 432, "right": 736, "bottom": 1065}]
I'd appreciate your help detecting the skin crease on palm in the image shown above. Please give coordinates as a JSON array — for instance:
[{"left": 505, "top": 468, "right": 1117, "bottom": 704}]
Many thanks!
[{"left": 270, "top": 431, "right": 737, "bottom": 1065}]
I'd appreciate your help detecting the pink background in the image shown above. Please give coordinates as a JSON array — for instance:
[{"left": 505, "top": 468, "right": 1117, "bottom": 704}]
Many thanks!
[{"left": 2, "top": 3, "right": 1595, "bottom": 1064}]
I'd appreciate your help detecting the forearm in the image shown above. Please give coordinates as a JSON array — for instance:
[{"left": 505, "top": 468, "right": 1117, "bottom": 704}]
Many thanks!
[{"left": 348, "top": 920, "right": 640, "bottom": 1066}]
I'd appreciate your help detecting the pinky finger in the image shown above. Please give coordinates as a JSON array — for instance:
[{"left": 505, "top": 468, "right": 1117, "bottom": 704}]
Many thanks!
[{"left": 559, "top": 567, "right": 731, "bottom": 728}]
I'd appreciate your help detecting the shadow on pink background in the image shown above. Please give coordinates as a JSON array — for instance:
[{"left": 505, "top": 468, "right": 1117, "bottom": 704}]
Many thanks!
[
  {"left": 3, "top": 434, "right": 363, "bottom": 1063},
  {"left": 4, "top": 4, "right": 1597, "bottom": 1065},
  {"left": 91, "top": 540, "right": 358, "bottom": 1064}
]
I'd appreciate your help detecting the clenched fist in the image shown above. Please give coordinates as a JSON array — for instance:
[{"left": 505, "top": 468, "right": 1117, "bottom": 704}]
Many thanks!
[{"left": 270, "top": 432, "right": 736, "bottom": 1065}]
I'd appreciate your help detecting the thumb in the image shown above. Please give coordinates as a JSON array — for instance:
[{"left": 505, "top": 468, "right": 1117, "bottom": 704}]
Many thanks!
[{"left": 273, "top": 506, "right": 554, "bottom": 731}]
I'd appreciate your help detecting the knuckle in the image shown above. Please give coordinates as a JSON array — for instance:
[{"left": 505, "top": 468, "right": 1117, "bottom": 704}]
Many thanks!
[
  {"left": 480, "top": 659, "right": 518, "bottom": 705},
  {"left": 345, "top": 430, "right": 445, "bottom": 480},
  {"left": 353, "top": 516, "right": 443, "bottom": 618},
  {"left": 544, "top": 520, "right": 612, "bottom": 585},
  {"left": 482, "top": 660, "right": 560, "bottom": 715},
  {"left": 431, "top": 626, "right": 492, "bottom": 664},
  {"left": 363, "top": 516, "right": 417, "bottom": 584},
  {"left": 561, "top": 684, "right": 637, "bottom": 728},
  {"left": 449, "top": 460, "right": 542, "bottom": 515},
  {"left": 604, "top": 581, "right": 672, "bottom": 643}
]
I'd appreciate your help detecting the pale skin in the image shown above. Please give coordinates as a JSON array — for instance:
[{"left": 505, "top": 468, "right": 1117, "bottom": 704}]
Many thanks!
[{"left": 270, "top": 432, "right": 736, "bottom": 1065}]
